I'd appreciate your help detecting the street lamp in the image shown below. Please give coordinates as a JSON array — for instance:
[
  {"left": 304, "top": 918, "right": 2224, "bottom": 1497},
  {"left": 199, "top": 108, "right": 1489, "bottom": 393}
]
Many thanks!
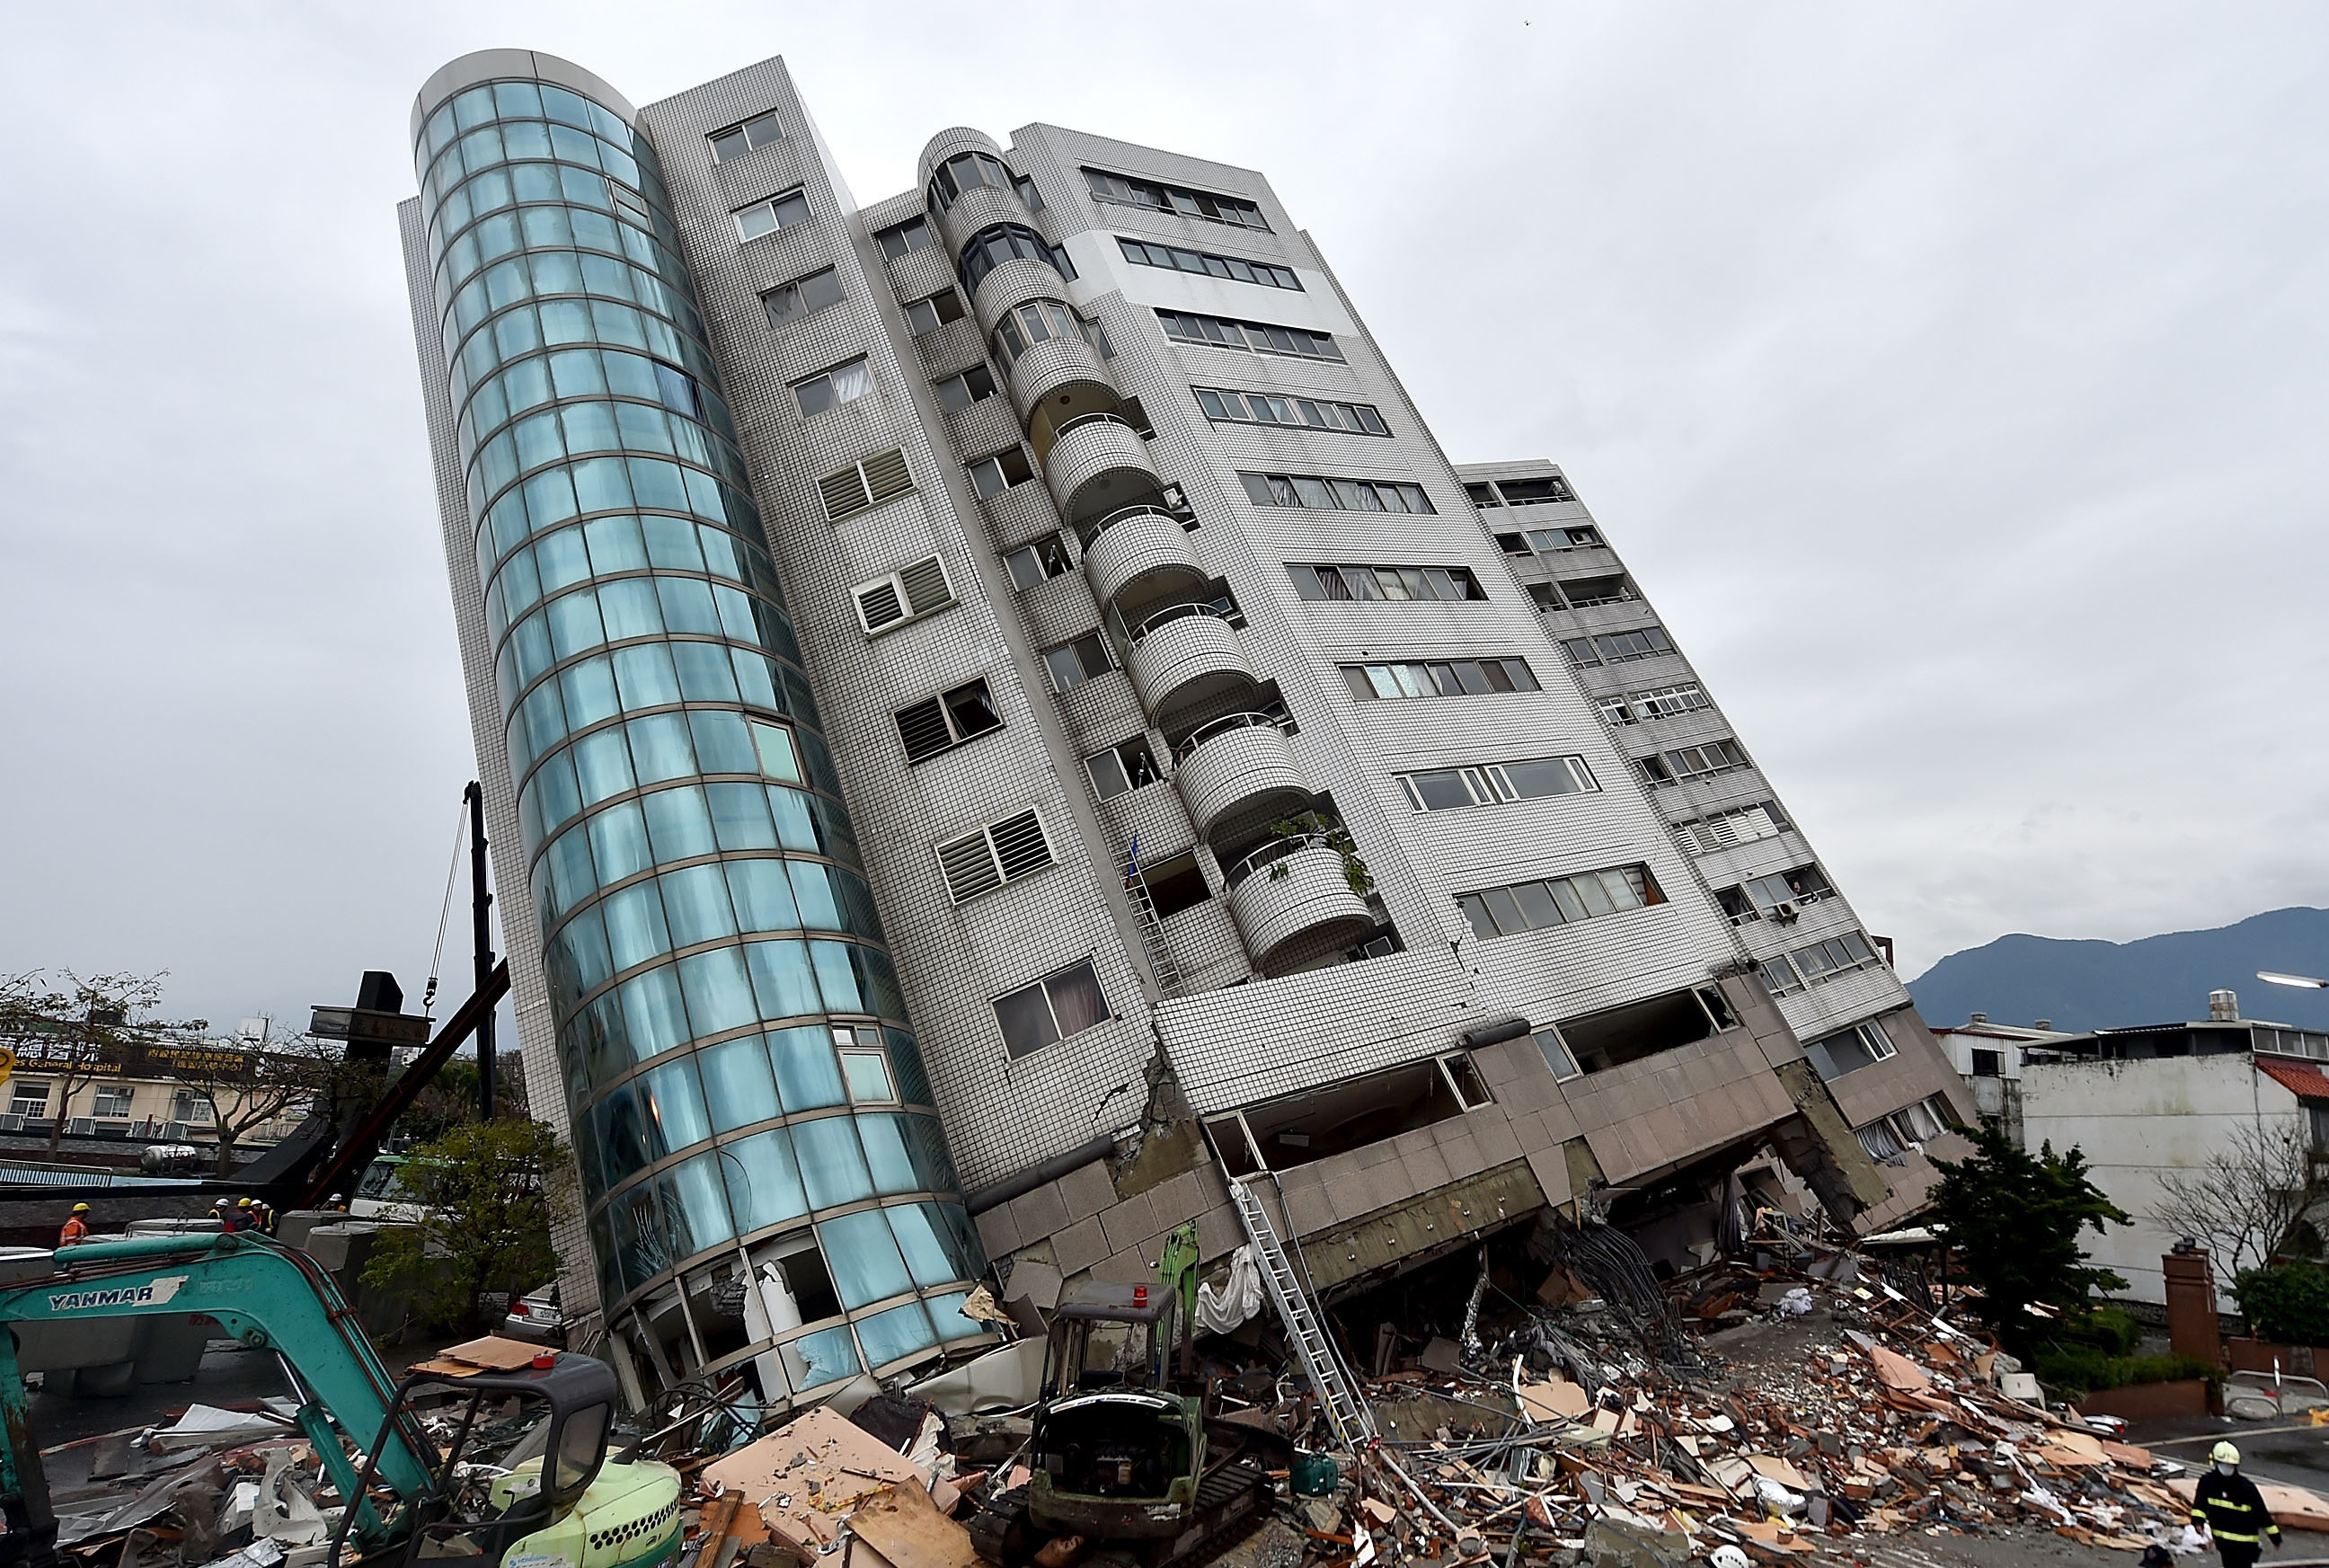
[{"left": 2258, "top": 971, "right": 2329, "bottom": 990}]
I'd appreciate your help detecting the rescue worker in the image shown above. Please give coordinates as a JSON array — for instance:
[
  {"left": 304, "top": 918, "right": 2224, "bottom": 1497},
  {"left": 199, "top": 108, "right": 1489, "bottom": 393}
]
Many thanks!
[
  {"left": 213, "top": 1197, "right": 244, "bottom": 1231},
  {"left": 249, "top": 1196, "right": 275, "bottom": 1234},
  {"left": 58, "top": 1202, "right": 92, "bottom": 1246},
  {"left": 2192, "top": 1440, "right": 2280, "bottom": 1565}
]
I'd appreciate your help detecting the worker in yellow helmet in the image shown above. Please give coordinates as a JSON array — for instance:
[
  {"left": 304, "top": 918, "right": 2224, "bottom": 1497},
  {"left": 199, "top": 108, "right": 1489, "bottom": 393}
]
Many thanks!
[
  {"left": 58, "top": 1203, "right": 91, "bottom": 1246},
  {"left": 2192, "top": 1441, "right": 2280, "bottom": 1565}
]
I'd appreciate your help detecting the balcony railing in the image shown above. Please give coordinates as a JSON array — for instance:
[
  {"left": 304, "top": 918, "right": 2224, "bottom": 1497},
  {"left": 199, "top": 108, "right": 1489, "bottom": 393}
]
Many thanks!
[
  {"left": 1129, "top": 599, "right": 1237, "bottom": 644},
  {"left": 1171, "top": 710, "right": 1293, "bottom": 765},
  {"left": 1076, "top": 501, "right": 1187, "bottom": 551}
]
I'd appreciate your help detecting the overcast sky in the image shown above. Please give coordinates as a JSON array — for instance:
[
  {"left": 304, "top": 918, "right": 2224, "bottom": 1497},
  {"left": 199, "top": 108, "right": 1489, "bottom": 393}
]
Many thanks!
[{"left": 4, "top": 3, "right": 2324, "bottom": 1030}]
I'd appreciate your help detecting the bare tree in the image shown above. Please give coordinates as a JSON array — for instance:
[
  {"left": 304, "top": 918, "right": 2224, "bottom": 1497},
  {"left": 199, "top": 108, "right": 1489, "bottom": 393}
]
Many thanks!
[
  {"left": 2152, "top": 1118, "right": 2323, "bottom": 1279},
  {"left": 158, "top": 1028, "right": 350, "bottom": 1175},
  {"left": 0, "top": 970, "right": 204, "bottom": 1153}
]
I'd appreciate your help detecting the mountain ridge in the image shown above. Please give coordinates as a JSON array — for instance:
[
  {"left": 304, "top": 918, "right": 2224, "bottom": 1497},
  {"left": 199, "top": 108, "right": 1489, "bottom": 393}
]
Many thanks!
[{"left": 1907, "top": 906, "right": 2329, "bottom": 1033}]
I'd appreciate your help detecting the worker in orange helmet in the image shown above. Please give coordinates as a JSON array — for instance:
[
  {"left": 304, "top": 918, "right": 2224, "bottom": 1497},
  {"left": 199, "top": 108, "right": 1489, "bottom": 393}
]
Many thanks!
[{"left": 58, "top": 1202, "right": 92, "bottom": 1246}]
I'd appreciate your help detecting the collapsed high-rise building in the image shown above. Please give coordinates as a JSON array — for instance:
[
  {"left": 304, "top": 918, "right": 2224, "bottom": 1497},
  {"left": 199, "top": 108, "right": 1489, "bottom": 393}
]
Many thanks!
[{"left": 397, "top": 48, "right": 1972, "bottom": 1408}]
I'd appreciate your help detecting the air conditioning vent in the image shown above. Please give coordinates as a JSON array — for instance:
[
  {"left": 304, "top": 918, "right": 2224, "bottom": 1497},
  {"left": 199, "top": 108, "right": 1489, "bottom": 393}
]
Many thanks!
[
  {"left": 863, "top": 447, "right": 913, "bottom": 504},
  {"left": 819, "top": 466, "right": 872, "bottom": 521},
  {"left": 894, "top": 696, "right": 953, "bottom": 761},
  {"left": 855, "top": 580, "right": 906, "bottom": 633},
  {"left": 935, "top": 810, "right": 1053, "bottom": 904},
  {"left": 820, "top": 448, "right": 914, "bottom": 522},
  {"left": 853, "top": 554, "right": 953, "bottom": 636},
  {"left": 899, "top": 556, "right": 953, "bottom": 616}
]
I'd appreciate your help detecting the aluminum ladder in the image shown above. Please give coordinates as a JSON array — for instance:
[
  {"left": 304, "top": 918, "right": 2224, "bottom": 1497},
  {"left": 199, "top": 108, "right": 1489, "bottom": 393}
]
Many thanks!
[
  {"left": 1228, "top": 1174, "right": 1375, "bottom": 1448},
  {"left": 1121, "top": 855, "right": 1187, "bottom": 997}
]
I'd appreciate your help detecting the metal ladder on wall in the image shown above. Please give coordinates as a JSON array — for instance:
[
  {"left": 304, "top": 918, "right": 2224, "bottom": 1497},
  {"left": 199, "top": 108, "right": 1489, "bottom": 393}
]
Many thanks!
[
  {"left": 1228, "top": 1174, "right": 1376, "bottom": 1449},
  {"left": 1121, "top": 855, "right": 1187, "bottom": 997}
]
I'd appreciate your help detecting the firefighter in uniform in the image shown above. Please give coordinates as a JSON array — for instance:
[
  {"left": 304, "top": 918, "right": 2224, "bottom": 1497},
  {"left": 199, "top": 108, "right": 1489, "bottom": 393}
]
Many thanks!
[
  {"left": 58, "top": 1202, "right": 91, "bottom": 1246},
  {"left": 2192, "top": 1441, "right": 2280, "bottom": 1566}
]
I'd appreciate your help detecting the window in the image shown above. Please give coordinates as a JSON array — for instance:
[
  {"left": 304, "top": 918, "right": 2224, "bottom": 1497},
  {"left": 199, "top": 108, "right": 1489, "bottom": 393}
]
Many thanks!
[
  {"left": 1457, "top": 865, "right": 1666, "bottom": 939},
  {"left": 764, "top": 267, "right": 843, "bottom": 329},
  {"left": 1763, "top": 934, "right": 1883, "bottom": 997},
  {"left": 1532, "top": 1028, "right": 1582, "bottom": 1081},
  {"left": 905, "top": 288, "right": 967, "bottom": 334},
  {"left": 1042, "top": 633, "right": 1111, "bottom": 693},
  {"left": 957, "top": 223, "right": 1060, "bottom": 291},
  {"left": 736, "top": 190, "right": 811, "bottom": 242},
  {"left": 1502, "top": 525, "right": 1604, "bottom": 553},
  {"left": 1155, "top": 309, "right": 1341, "bottom": 361},
  {"left": 8, "top": 1083, "right": 48, "bottom": 1118},
  {"left": 993, "top": 961, "right": 1108, "bottom": 1057},
  {"left": 794, "top": 359, "right": 872, "bottom": 418},
  {"left": 711, "top": 111, "right": 783, "bottom": 163},
  {"left": 1675, "top": 802, "right": 1789, "bottom": 853},
  {"left": 990, "top": 297, "right": 1107, "bottom": 366},
  {"left": 1005, "top": 533, "right": 1073, "bottom": 589},
  {"left": 837, "top": 1037, "right": 896, "bottom": 1103},
  {"left": 877, "top": 217, "right": 936, "bottom": 260},
  {"left": 1118, "top": 236, "right": 1301, "bottom": 289},
  {"left": 1891, "top": 1094, "right": 1950, "bottom": 1143},
  {"left": 852, "top": 555, "right": 956, "bottom": 634},
  {"left": 1014, "top": 173, "right": 1046, "bottom": 212},
  {"left": 1718, "top": 866, "right": 1835, "bottom": 923},
  {"left": 1398, "top": 755, "right": 1597, "bottom": 811},
  {"left": 1466, "top": 483, "right": 1502, "bottom": 509},
  {"left": 967, "top": 446, "right": 1035, "bottom": 497},
  {"left": 926, "top": 150, "right": 1014, "bottom": 213},
  {"left": 1634, "top": 684, "right": 1711, "bottom": 720},
  {"left": 1490, "top": 475, "right": 1575, "bottom": 506},
  {"left": 936, "top": 809, "right": 1055, "bottom": 902},
  {"left": 1558, "top": 575, "right": 1634, "bottom": 607},
  {"left": 1289, "top": 563, "right": 1483, "bottom": 602},
  {"left": 1196, "top": 386, "right": 1388, "bottom": 436},
  {"left": 1638, "top": 739, "right": 1751, "bottom": 787},
  {"left": 819, "top": 448, "right": 914, "bottom": 521},
  {"left": 1561, "top": 628, "right": 1675, "bottom": 667},
  {"left": 1970, "top": 1048, "right": 2002, "bottom": 1078},
  {"left": 1238, "top": 472, "right": 1434, "bottom": 515},
  {"left": 1083, "top": 168, "right": 1270, "bottom": 230},
  {"left": 1806, "top": 1020, "right": 1899, "bottom": 1080},
  {"left": 934, "top": 364, "right": 997, "bottom": 412},
  {"left": 1855, "top": 1119, "right": 1905, "bottom": 1163},
  {"left": 1138, "top": 851, "right": 1211, "bottom": 918},
  {"left": 173, "top": 1090, "right": 216, "bottom": 1124},
  {"left": 1339, "top": 659, "right": 1540, "bottom": 700},
  {"left": 1085, "top": 738, "right": 1163, "bottom": 800},
  {"left": 93, "top": 1086, "right": 133, "bottom": 1120},
  {"left": 895, "top": 678, "right": 1002, "bottom": 762}
]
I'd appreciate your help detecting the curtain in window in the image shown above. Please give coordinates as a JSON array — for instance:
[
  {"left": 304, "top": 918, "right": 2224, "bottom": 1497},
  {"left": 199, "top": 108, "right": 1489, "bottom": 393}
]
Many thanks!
[{"left": 1047, "top": 963, "right": 1106, "bottom": 1036}]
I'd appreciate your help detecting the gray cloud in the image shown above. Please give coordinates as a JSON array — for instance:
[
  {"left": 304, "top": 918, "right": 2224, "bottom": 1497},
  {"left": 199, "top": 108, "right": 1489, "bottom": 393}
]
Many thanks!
[{"left": 3, "top": 2, "right": 2322, "bottom": 1025}]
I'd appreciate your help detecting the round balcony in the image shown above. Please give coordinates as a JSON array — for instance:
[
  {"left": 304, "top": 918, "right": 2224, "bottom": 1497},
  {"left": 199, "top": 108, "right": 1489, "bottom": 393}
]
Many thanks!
[
  {"left": 1173, "top": 714, "right": 1308, "bottom": 839},
  {"left": 917, "top": 127, "right": 1003, "bottom": 182},
  {"left": 1125, "top": 605, "right": 1253, "bottom": 717},
  {"left": 1225, "top": 838, "right": 1377, "bottom": 966},
  {"left": 1008, "top": 334, "right": 1117, "bottom": 428},
  {"left": 970, "top": 255, "right": 1071, "bottom": 331},
  {"left": 934, "top": 183, "right": 1029, "bottom": 261},
  {"left": 1081, "top": 506, "right": 1207, "bottom": 617},
  {"left": 1044, "top": 413, "right": 1159, "bottom": 524}
]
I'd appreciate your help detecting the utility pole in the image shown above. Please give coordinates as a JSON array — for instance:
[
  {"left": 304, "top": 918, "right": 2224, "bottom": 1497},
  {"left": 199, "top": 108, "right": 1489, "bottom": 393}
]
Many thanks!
[{"left": 465, "top": 782, "right": 497, "bottom": 1119}]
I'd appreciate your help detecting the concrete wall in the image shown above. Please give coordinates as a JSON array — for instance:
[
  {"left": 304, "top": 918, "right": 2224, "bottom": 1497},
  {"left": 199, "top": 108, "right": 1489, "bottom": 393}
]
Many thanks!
[{"left": 2022, "top": 1053, "right": 2299, "bottom": 1305}]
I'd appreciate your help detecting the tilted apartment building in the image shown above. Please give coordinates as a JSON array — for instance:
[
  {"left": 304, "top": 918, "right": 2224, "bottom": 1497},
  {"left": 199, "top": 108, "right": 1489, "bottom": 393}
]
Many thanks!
[{"left": 398, "top": 47, "right": 1969, "bottom": 1409}]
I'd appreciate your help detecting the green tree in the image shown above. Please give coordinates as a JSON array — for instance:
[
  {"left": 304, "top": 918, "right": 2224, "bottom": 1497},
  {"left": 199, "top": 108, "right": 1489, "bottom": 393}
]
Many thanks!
[
  {"left": 1930, "top": 1123, "right": 2131, "bottom": 1355},
  {"left": 359, "top": 1118, "right": 566, "bottom": 1333}
]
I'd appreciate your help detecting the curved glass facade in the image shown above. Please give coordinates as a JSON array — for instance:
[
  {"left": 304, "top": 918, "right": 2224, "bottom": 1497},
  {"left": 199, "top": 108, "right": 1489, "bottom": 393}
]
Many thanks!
[{"left": 411, "top": 68, "right": 982, "bottom": 1396}]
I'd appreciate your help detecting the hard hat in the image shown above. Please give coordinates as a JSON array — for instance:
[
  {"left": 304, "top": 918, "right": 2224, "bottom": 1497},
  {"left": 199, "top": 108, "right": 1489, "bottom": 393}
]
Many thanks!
[
  {"left": 236, "top": 1197, "right": 252, "bottom": 1207},
  {"left": 215, "top": 1197, "right": 233, "bottom": 1208},
  {"left": 72, "top": 1202, "right": 89, "bottom": 1213},
  {"left": 2211, "top": 1440, "right": 2240, "bottom": 1465},
  {"left": 1710, "top": 1547, "right": 1751, "bottom": 1568}
]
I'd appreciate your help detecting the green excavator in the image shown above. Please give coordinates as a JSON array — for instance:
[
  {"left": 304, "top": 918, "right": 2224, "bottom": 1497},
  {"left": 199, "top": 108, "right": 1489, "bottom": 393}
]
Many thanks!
[{"left": 0, "top": 1231, "right": 681, "bottom": 1568}]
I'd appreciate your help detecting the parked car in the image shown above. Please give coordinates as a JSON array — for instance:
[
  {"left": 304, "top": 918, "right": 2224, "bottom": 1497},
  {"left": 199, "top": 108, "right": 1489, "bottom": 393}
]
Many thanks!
[
  {"left": 349, "top": 1156, "right": 439, "bottom": 1222},
  {"left": 500, "top": 1282, "right": 565, "bottom": 1345}
]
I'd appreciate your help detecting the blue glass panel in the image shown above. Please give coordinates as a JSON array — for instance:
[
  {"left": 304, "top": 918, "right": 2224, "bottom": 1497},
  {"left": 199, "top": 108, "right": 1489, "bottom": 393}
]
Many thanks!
[
  {"left": 721, "top": 1126, "right": 808, "bottom": 1232},
  {"left": 499, "top": 542, "right": 541, "bottom": 615},
  {"left": 601, "top": 881, "right": 670, "bottom": 971},
  {"left": 855, "top": 1299, "right": 936, "bottom": 1368},
  {"left": 661, "top": 1154, "right": 733, "bottom": 1255},
  {"left": 539, "top": 297, "right": 595, "bottom": 345},
  {"left": 657, "top": 584, "right": 721, "bottom": 643},
  {"left": 521, "top": 678, "right": 566, "bottom": 755},
  {"left": 748, "top": 722, "right": 800, "bottom": 782},
  {"left": 560, "top": 655, "right": 619, "bottom": 731},
  {"left": 809, "top": 942, "right": 863, "bottom": 1014},
  {"left": 551, "top": 122, "right": 604, "bottom": 168},
  {"left": 629, "top": 456, "right": 689, "bottom": 511},
  {"left": 926, "top": 1291, "right": 983, "bottom": 1342},
  {"left": 833, "top": 869, "right": 884, "bottom": 943},
  {"left": 706, "top": 782, "right": 775, "bottom": 849},
  {"left": 810, "top": 797, "right": 861, "bottom": 867},
  {"left": 571, "top": 455, "right": 633, "bottom": 513},
  {"left": 642, "top": 784, "right": 715, "bottom": 861},
  {"left": 768, "top": 787, "right": 818, "bottom": 852},
  {"left": 511, "top": 610, "right": 554, "bottom": 686},
  {"left": 588, "top": 1209, "right": 623, "bottom": 1316},
  {"left": 489, "top": 293, "right": 536, "bottom": 349},
  {"left": 545, "top": 588, "right": 604, "bottom": 660},
  {"left": 590, "top": 1083, "right": 651, "bottom": 1184},
  {"left": 528, "top": 248, "right": 582, "bottom": 298},
  {"left": 679, "top": 945, "right": 758, "bottom": 1035},
  {"left": 522, "top": 466, "right": 577, "bottom": 532},
  {"left": 548, "top": 346, "right": 606, "bottom": 397},
  {"left": 888, "top": 1203, "right": 962, "bottom": 1288},
  {"left": 899, "top": 1116, "right": 957, "bottom": 1194},
  {"left": 660, "top": 864, "right": 737, "bottom": 946},
  {"left": 481, "top": 428, "right": 518, "bottom": 492},
  {"left": 571, "top": 725, "right": 635, "bottom": 804},
  {"left": 571, "top": 208, "right": 622, "bottom": 255},
  {"left": 618, "top": 965, "right": 691, "bottom": 1060},
  {"left": 689, "top": 710, "right": 756, "bottom": 774},
  {"left": 592, "top": 301, "right": 648, "bottom": 350},
  {"left": 531, "top": 749, "right": 581, "bottom": 833},
  {"left": 625, "top": 713, "right": 695, "bottom": 784},
  {"left": 612, "top": 642, "right": 678, "bottom": 710},
  {"left": 699, "top": 1033, "right": 780, "bottom": 1132},
  {"left": 732, "top": 651, "right": 780, "bottom": 713},
  {"left": 596, "top": 577, "right": 664, "bottom": 642},
  {"left": 580, "top": 252, "right": 636, "bottom": 300},
  {"left": 483, "top": 258, "right": 530, "bottom": 313},
  {"left": 746, "top": 942, "right": 821, "bottom": 1023},
  {"left": 725, "top": 859, "right": 798, "bottom": 933},
  {"left": 512, "top": 154, "right": 562, "bottom": 199},
  {"left": 643, "top": 513, "right": 705, "bottom": 570},
  {"left": 534, "top": 526, "right": 589, "bottom": 592},
  {"left": 883, "top": 1030, "right": 933, "bottom": 1106},
  {"left": 713, "top": 586, "right": 761, "bottom": 643},
  {"left": 586, "top": 800, "right": 651, "bottom": 885},
  {"left": 641, "top": 1056, "right": 711, "bottom": 1152},
  {"left": 489, "top": 490, "right": 529, "bottom": 559},
  {"left": 547, "top": 826, "right": 595, "bottom": 917},
  {"left": 858, "top": 1114, "right": 917, "bottom": 1196},
  {"left": 583, "top": 513, "right": 646, "bottom": 572},
  {"left": 817, "top": 1208, "right": 908, "bottom": 1306},
  {"left": 578, "top": 989, "right": 628, "bottom": 1088},
  {"left": 673, "top": 642, "right": 740, "bottom": 704},
  {"left": 559, "top": 164, "right": 612, "bottom": 208},
  {"left": 855, "top": 946, "right": 908, "bottom": 1020},
  {"left": 604, "top": 350, "right": 660, "bottom": 401},
  {"left": 608, "top": 1182, "right": 667, "bottom": 1293},
  {"left": 787, "top": 862, "right": 842, "bottom": 933},
  {"left": 561, "top": 401, "right": 619, "bottom": 455},
  {"left": 560, "top": 904, "right": 615, "bottom": 998},
  {"left": 542, "top": 84, "right": 594, "bottom": 130},
  {"left": 788, "top": 1324, "right": 861, "bottom": 1387},
  {"left": 491, "top": 80, "right": 543, "bottom": 118}
]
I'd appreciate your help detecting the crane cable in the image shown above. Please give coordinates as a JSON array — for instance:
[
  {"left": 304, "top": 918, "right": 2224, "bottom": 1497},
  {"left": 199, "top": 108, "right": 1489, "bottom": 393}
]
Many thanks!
[{"left": 421, "top": 793, "right": 470, "bottom": 1020}]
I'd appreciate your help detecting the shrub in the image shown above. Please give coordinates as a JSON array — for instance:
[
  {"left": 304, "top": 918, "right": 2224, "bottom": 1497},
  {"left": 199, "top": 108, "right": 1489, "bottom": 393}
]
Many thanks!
[
  {"left": 2033, "top": 1347, "right": 2220, "bottom": 1398},
  {"left": 2233, "top": 1262, "right": 2329, "bottom": 1346}
]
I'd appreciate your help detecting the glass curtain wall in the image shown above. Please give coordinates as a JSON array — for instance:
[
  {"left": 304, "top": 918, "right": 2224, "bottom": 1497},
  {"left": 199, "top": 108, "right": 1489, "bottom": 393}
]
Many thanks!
[{"left": 412, "top": 70, "right": 984, "bottom": 1401}]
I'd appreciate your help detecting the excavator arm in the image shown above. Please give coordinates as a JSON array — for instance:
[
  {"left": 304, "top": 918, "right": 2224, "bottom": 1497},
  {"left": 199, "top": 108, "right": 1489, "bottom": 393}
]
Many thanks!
[{"left": 0, "top": 1233, "right": 438, "bottom": 1568}]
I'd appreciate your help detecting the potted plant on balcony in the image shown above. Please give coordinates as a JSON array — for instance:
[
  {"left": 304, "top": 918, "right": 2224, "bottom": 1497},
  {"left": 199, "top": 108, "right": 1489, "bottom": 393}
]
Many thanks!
[{"left": 1265, "top": 811, "right": 1374, "bottom": 895}]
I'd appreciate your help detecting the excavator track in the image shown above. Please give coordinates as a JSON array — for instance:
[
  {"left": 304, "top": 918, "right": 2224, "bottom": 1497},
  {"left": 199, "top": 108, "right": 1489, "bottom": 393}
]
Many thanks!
[{"left": 967, "top": 1452, "right": 1277, "bottom": 1568}]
